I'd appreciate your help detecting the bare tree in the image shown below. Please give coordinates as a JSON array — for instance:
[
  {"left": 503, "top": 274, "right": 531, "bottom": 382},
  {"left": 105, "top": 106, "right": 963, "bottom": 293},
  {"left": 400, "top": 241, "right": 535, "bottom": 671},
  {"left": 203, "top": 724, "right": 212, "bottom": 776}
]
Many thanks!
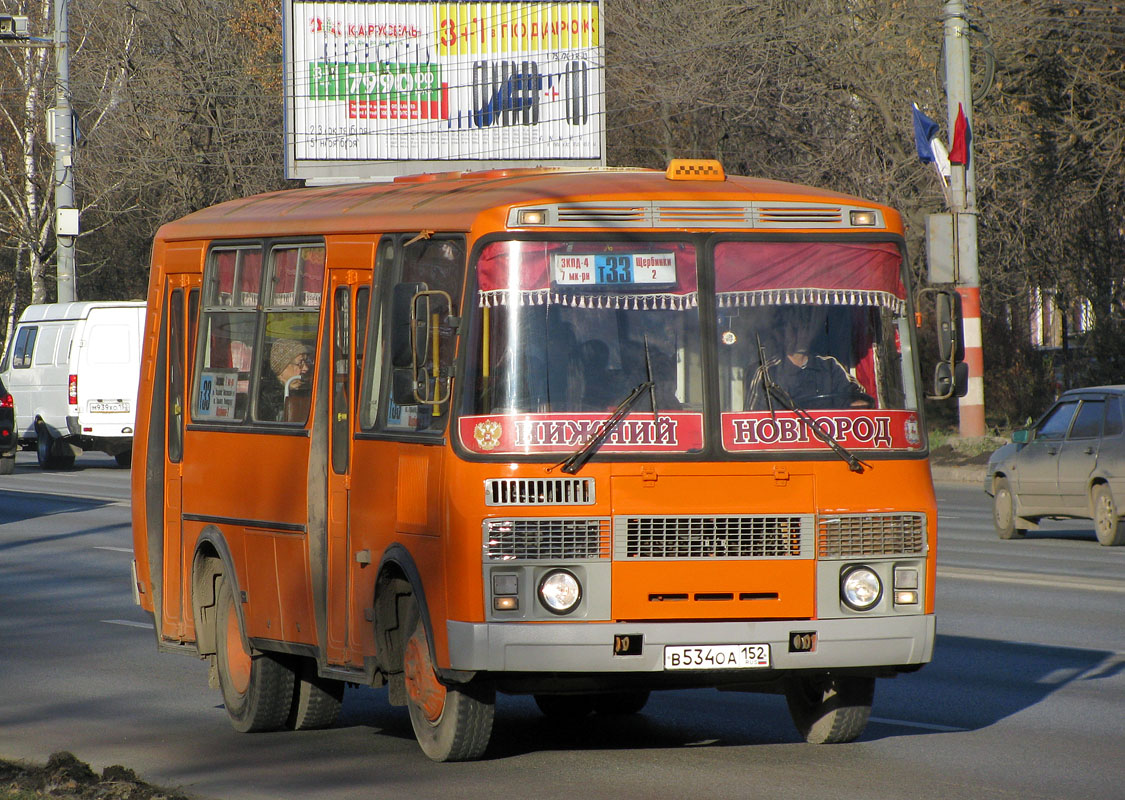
[{"left": 0, "top": 0, "right": 53, "bottom": 321}]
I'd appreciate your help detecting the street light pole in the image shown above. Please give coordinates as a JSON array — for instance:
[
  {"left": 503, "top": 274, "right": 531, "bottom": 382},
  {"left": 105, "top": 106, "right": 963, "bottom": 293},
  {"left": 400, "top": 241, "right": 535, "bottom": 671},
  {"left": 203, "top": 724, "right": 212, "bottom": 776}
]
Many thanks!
[
  {"left": 943, "top": 0, "right": 984, "bottom": 436},
  {"left": 53, "top": 0, "right": 77, "bottom": 303}
]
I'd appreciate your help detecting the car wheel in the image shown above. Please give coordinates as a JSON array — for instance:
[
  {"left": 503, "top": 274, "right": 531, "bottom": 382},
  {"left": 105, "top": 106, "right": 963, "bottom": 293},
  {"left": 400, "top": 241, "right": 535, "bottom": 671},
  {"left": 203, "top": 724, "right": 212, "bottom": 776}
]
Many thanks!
[
  {"left": 402, "top": 593, "right": 494, "bottom": 761},
  {"left": 785, "top": 675, "right": 875, "bottom": 744},
  {"left": 114, "top": 450, "right": 132, "bottom": 468},
  {"left": 36, "top": 425, "right": 56, "bottom": 469},
  {"left": 0, "top": 454, "right": 13, "bottom": 475},
  {"left": 992, "top": 477, "right": 1026, "bottom": 539},
  {"left": 1092, "top": 485, "right": 1125, "bottom": 546},
  {"left": 36, "top": 424, "right": 75, "bottom": 470}
]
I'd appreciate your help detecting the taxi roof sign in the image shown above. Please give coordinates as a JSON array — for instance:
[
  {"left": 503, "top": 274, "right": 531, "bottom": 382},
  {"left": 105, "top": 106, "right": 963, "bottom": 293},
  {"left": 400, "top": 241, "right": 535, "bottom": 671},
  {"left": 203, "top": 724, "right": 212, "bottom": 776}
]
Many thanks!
[{"left": 665, "top": 159, "right": 726, "bottom": 181}]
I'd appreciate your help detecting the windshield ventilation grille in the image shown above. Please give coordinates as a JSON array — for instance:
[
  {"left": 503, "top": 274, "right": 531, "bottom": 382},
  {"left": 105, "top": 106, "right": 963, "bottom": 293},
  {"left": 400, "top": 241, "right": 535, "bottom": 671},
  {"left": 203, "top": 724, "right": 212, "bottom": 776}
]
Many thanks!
[
  {"left": 653, "top": 205, "right": 753, "bottom": 228},
  {"left": 756, "top": 206, "right": 844, "bottom": 227},
  {"left": 484, "top": 518, "right": 611, "bottom": 561},
  {"left": 485, "top": 478, "right": 595, "bottom": 506},
  {"left": 556, "top": 203, "right": 650, "bottom": 226},
  {"left": 817, "top": 513, "right": 926, "bottom": 557},
  {"left": 614, "top": 515, "right": 813, "bottom": 560}
]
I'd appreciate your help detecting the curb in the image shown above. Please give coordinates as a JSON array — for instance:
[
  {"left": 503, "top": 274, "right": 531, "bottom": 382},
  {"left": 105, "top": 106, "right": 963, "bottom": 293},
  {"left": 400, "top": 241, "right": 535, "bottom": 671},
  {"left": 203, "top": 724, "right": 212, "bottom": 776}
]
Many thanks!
[{"left": 930, "top": 464, "right": 987, "bottom": 484}]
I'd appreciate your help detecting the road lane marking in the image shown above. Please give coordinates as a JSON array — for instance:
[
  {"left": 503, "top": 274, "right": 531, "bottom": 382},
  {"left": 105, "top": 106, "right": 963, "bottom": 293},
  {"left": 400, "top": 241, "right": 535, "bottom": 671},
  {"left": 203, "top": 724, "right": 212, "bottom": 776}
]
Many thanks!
[
  {"left": 94, "top": 546, "right": 133, "bottom": 553},
  {"left": 869, "top": 716, "right": 967, "bottom": 733},
  {"left": 102, "top": 619, "right": 154, "bottom": 629},
  {"left": 938, "top": 566, "right": 1125, "bottom": 594}
]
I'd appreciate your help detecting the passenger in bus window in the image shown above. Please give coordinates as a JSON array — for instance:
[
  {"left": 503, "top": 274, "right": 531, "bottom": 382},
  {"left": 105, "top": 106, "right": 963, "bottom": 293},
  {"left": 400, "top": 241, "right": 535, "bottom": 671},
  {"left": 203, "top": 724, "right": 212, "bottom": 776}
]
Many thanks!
[
  {"left": 258, "top": 338, "right": 314, "bottom": 422},
  {"left": 747, "top": 306, "right": 872, "bottom": 410}
]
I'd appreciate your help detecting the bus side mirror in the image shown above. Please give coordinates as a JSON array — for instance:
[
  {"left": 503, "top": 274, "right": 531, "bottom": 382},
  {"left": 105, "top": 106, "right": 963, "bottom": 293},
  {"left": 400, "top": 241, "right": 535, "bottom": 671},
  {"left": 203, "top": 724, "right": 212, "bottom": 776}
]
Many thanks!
[
  {"left": 933, "top": 360, "right": 969, "bottom": 399},
  {"left": 919, "top": 288, "right": 968, "bottom": 400},
  {"left": 936, "top": 291, "right": 965, "bottom": 363}
]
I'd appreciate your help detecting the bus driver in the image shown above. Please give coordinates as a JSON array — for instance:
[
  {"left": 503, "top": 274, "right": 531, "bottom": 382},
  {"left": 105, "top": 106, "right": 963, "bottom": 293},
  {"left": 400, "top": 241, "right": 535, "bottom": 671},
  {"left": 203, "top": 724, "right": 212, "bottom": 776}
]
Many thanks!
[{"left": 748, "top": 305, "right": 873, "bottom": 410}]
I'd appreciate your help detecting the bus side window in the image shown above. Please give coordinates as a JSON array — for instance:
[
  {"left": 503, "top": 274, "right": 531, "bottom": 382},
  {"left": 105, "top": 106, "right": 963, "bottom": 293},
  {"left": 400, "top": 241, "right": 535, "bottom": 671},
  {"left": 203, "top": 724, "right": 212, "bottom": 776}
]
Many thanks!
[
  {"left": 168, "top": 288, "right": 185, "bottom": 462},
  {"left": 254, "top": 244, "right": 323, "bottom": 424},
  {"left": 359, "top": 240, "right": 393, "bottom": 431},
  {"left": 194, "top": 247, "right": 261, "bottom": 423},
  {"left": 354, "top": 286, "right": 370, "bottom": 418},
  {"left": 378, "top": 236, "right": 465, "bottom": 434}
]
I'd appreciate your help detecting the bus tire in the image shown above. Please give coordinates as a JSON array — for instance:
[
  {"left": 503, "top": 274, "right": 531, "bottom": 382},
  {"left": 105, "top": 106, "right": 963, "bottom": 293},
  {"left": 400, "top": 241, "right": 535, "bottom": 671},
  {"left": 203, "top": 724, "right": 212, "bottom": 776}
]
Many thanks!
[
  {"left": 402, "top": 595, "right": 494, "bottom": 761},
  {"left": 992, "top": 477, "right": 1026, "bottom": 539},
  {"left": 287, "top": 659, "right": 344, "bottom": 731},
  {"left": 215, "top": 576, "right": 295, "bottom": 733},
  {"left": 785, "top": 675, "right": 874, "bottom": 744},
  {"left": 594, "top": 690, "right": 650, "bottom": 716},
  {"left": 1093, "top": 484, "right": 1125, "bottom": 546}
]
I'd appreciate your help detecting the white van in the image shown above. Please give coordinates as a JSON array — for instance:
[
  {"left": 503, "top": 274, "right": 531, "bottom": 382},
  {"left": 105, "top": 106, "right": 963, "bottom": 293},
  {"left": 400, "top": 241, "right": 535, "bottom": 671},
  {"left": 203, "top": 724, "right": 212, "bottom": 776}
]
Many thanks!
[{"left": 0, "top": 301, "right": 146, "bottom": 469}]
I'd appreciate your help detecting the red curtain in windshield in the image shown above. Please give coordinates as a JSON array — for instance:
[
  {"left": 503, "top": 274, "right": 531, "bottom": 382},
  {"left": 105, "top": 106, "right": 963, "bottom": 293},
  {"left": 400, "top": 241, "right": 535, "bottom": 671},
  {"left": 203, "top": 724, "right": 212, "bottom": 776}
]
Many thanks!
[{"left": 714, "top": 241, "right": 904, "bottom": 300}]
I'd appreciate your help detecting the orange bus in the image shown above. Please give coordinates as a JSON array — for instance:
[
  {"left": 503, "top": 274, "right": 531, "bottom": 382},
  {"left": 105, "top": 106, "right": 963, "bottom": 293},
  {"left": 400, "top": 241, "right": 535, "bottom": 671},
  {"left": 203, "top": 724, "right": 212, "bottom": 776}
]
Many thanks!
[{"left": 131, "top": 160, "right": 959, "bottom": 761}]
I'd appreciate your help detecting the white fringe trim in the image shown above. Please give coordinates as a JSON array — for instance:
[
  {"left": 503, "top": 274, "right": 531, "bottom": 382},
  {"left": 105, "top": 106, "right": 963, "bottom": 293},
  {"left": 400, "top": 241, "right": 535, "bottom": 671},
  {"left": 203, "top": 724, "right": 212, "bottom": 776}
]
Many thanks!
[{"left": 479, "top": 289, "right": 699, "bottom": 311}]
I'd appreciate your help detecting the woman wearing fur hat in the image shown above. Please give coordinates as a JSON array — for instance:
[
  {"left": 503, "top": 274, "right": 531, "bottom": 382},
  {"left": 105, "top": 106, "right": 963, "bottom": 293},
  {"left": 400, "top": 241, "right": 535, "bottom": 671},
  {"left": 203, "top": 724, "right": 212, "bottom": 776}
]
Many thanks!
[{"left": 258, "top": 337, "right": 314, "bottom": 421}]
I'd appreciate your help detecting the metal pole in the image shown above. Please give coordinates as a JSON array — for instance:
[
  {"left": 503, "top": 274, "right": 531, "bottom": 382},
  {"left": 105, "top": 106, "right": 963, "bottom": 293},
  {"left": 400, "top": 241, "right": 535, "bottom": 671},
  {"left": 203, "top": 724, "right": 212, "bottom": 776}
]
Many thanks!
[
  {"left": 943, "top": 0, "right": 984, "bottom": 436},
  {"left": 54, "top": 0, "right": 76, "bottom": 303}
]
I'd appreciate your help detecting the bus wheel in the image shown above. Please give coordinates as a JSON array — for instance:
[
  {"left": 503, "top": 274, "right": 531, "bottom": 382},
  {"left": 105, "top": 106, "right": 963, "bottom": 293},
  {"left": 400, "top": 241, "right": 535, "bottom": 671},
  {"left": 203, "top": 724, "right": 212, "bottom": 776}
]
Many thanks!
[
  {"left": 402, "top": 597, "right": 494, "bottom": 761},
  {"left": 785, "top": 675, "right": 874, "bottom": 744},
  {"left": 993, "top": 477, "right": 1026, "bottom": 539},
  {"left": 214, "top": 577, "right": 295, "bottom": 733},
  {"left": 287, "top": 659, "right": 344, "bottom": 731},
  {"left": 533, "top": 694, "right": 595, "bottom": 720},
  {"left": 594, "top": 690, "right": 650, "bottom": 716}
]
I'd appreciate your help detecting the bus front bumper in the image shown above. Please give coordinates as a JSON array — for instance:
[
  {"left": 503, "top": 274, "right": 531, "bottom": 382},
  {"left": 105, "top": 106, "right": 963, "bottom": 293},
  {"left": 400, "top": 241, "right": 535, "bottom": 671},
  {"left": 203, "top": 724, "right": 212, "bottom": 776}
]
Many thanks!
[{"left": 447, "top": 614, "right": 935, "bottom": 673}]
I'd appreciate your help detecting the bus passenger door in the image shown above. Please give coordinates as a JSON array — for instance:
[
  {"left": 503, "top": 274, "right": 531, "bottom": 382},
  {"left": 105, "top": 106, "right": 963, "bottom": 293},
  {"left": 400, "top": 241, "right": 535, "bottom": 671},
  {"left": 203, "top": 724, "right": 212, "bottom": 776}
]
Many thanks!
[
  {"left": 325, "top": 277, "right": 369, "bottom": 664},
  {"left": 161, "top": 280, "right": 196, "bottom": 638}
]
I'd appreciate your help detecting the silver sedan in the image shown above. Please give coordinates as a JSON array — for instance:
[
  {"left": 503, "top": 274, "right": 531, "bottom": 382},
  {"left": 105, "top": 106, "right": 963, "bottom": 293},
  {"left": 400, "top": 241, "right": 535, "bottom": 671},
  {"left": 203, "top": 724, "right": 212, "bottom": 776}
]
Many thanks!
[{"left": 984, "top": 385, "right": 1125, "bottom": 546}]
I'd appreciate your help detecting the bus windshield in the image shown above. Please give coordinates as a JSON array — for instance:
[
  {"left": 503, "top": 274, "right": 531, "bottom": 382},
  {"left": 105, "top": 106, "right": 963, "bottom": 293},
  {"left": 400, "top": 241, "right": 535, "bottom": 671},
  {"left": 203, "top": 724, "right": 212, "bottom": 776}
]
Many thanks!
[{"left": 458, "top": 237, "right": 922, "bottom": 457}]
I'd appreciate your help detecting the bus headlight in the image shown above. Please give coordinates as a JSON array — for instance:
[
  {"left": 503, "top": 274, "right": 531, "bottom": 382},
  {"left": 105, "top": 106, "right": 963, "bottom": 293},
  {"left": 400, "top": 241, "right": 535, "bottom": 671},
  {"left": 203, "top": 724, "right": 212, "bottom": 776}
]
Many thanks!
[
  {"left": 840, "top": 566, "right": 882, "bottom": 611},
  {"left": 538, "top": 570, "right": 582, "bottom": 615}
]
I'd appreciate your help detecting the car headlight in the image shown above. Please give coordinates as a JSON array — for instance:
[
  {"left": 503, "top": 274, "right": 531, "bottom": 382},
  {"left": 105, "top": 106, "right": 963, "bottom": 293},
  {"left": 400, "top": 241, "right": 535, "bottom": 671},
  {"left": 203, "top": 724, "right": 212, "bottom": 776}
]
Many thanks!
[
  {"left": 840, "top": 566, "right": 882, "bottom": 611},
  {"left": 538, "top": 569, "right": 582, "bottom": 615}
]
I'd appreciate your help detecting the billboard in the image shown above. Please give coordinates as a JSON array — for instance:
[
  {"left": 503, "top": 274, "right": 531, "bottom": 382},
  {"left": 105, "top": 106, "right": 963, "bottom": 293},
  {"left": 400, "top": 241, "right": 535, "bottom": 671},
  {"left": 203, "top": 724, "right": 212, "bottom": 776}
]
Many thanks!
[{"left": 284, "top": 1, "right": 605, "bottom": 182}]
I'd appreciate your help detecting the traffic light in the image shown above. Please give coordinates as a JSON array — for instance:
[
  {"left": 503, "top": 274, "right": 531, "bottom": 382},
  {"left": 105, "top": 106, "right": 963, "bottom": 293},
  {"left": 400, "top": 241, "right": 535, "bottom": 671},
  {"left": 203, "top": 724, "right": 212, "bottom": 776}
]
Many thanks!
[{"left": 0, "top": 15, "right": 30, "bottom": 40}]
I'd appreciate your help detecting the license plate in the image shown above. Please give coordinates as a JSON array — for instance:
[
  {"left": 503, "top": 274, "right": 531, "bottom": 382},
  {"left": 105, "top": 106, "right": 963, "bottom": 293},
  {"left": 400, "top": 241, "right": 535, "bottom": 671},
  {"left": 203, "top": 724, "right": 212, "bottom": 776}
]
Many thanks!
[
  {"left": 663, "top": 643, "right": 771, "bottom": 670},
  {"left": 89, "top": 401, "right": 128, "bottom": 413}
]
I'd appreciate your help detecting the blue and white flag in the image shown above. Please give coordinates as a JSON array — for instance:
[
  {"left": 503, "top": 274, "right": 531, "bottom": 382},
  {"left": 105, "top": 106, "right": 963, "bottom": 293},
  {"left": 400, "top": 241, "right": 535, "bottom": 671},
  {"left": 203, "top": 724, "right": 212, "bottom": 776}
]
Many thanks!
[
  {"left": 912, "top": 103, "right": 940, "bottom": 162},
  {"left": 912, "top": 103, "right": 950, "bottom": 183}
]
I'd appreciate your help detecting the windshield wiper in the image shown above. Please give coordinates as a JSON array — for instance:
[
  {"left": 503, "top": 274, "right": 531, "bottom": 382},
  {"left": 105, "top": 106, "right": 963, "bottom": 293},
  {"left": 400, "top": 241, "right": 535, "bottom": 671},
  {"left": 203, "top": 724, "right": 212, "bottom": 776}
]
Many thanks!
[
  {"left": 755, "top": 337, "right": 870, "bottom": 474},
  {"left": 552, "top": 337, "right": 660, "bottom": 476}
]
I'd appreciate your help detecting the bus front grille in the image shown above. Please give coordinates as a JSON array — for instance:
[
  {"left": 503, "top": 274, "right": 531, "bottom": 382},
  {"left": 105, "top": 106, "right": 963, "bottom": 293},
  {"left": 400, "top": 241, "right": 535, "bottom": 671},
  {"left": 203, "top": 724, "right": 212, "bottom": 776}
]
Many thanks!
[
  {"left": 817, "top": 513, "right": 926, "bottom": 557},
  {"left": 483, "top": 518, "right": 611, "bottom": 561},
  {"left": 614, "top": 515, "right": 813, "bottom": 560},
  {"left": 485, "top": 477, "right": 595, "bottom": 506}
]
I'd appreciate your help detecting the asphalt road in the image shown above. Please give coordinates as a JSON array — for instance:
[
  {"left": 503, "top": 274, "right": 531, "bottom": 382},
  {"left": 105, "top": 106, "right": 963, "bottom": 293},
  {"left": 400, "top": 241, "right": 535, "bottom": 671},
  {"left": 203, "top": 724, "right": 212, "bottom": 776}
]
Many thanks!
[{"left": 1, "top": 450, "right": 1123, "bottom": 800}]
